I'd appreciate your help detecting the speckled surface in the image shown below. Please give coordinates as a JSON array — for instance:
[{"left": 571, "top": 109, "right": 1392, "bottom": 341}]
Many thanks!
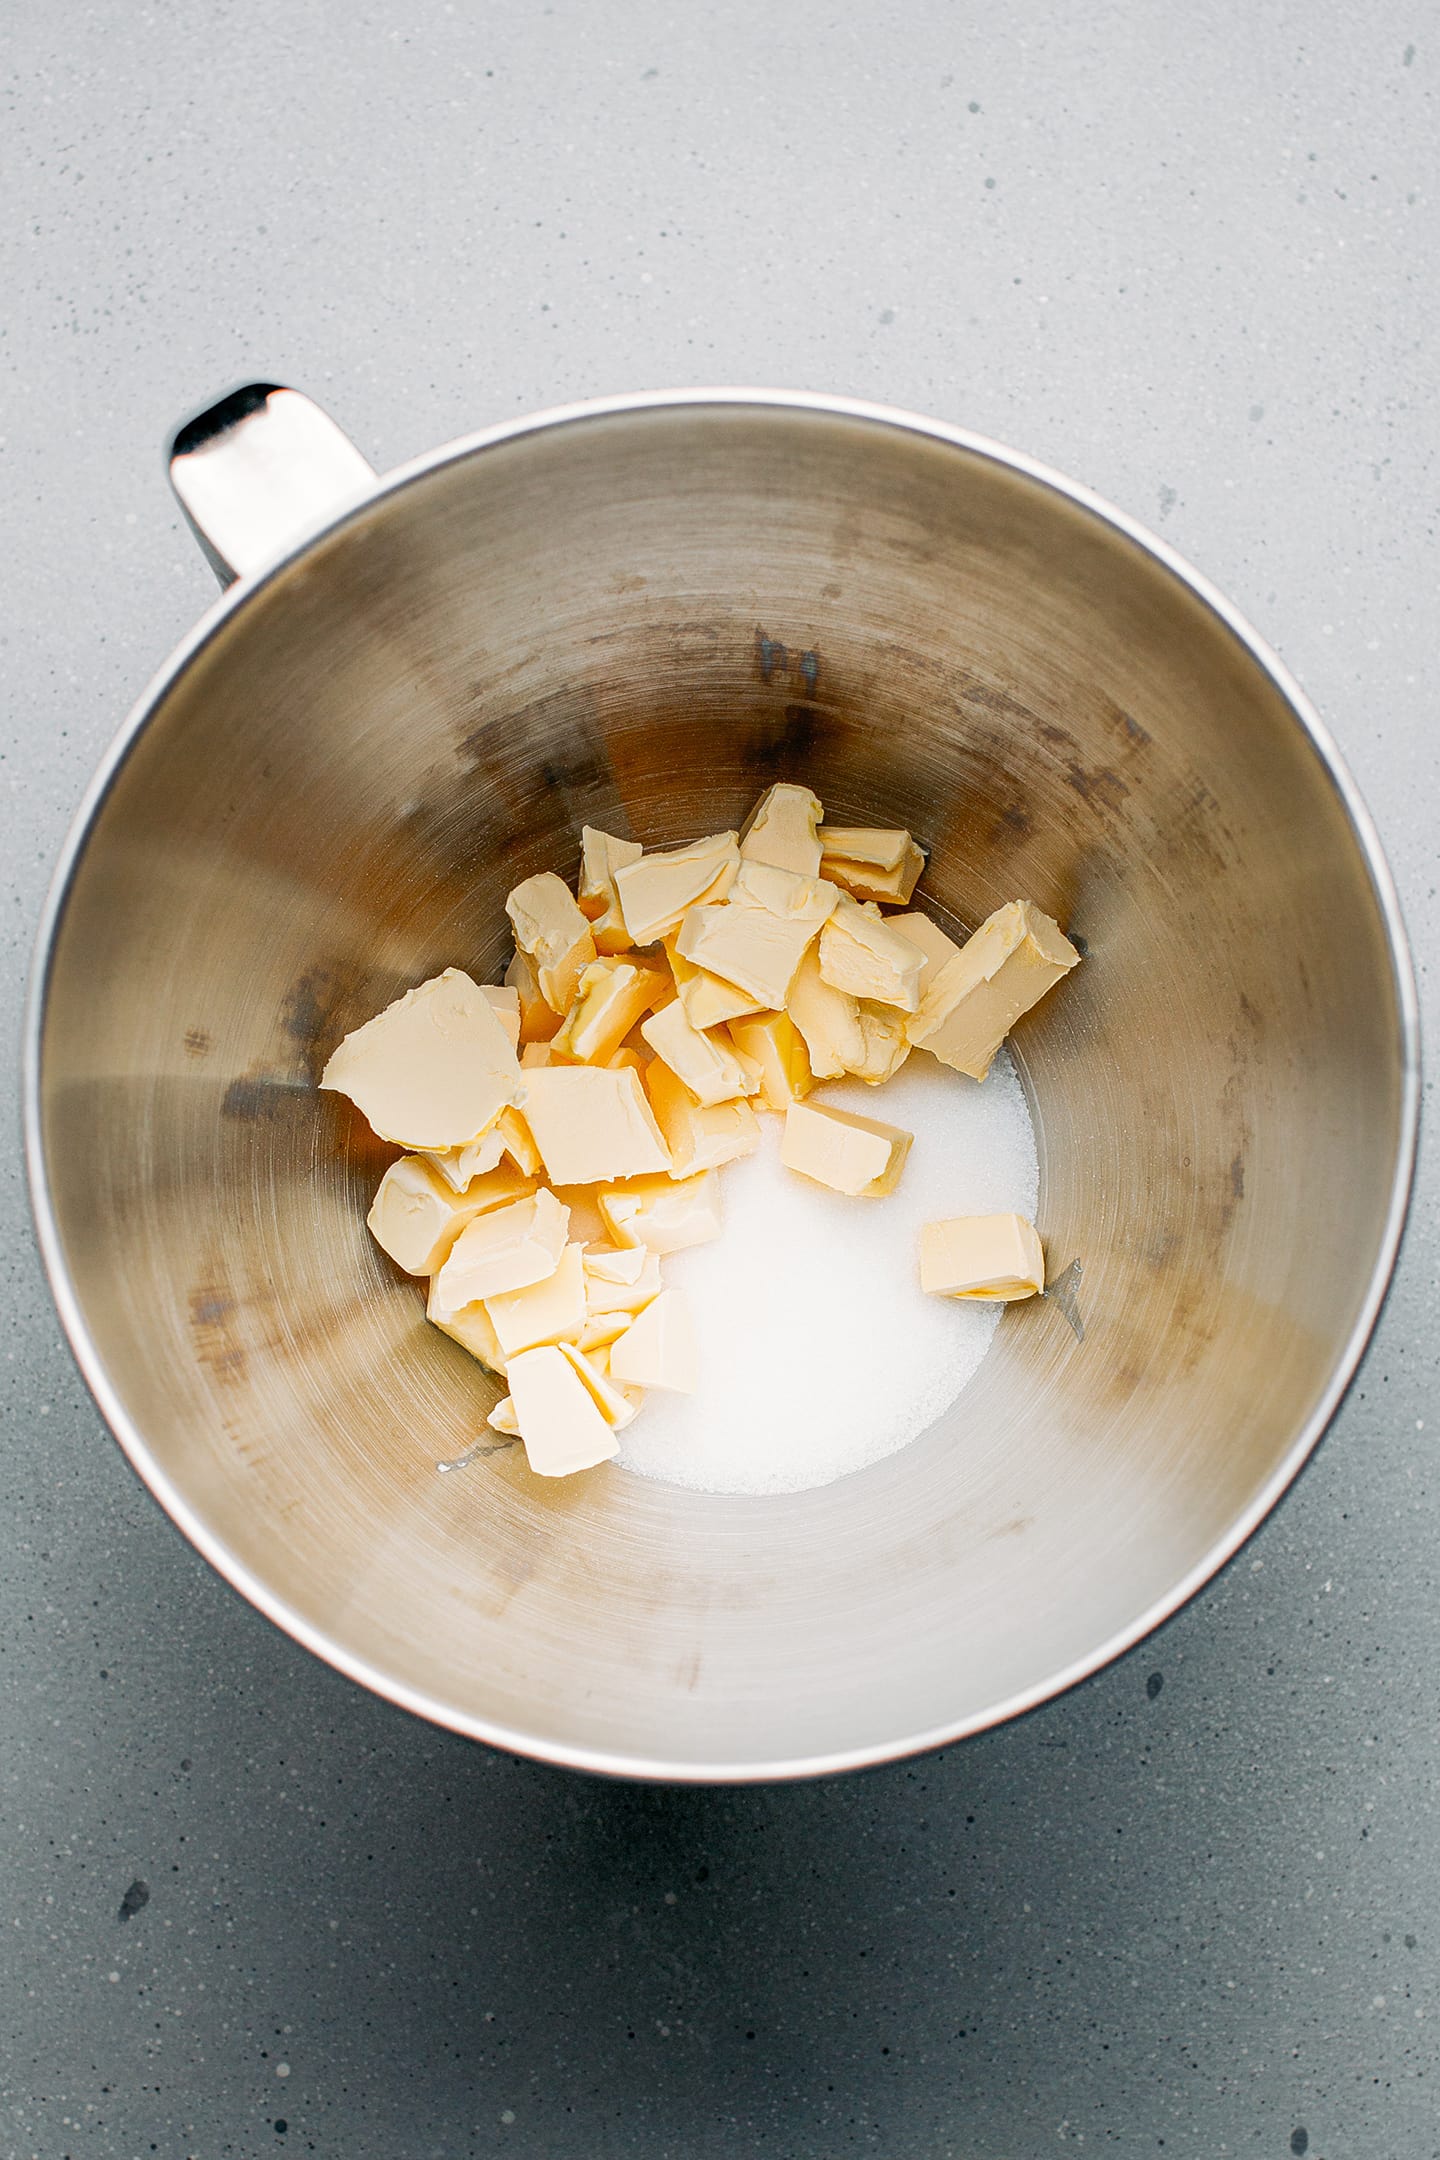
[{"left": 3, "top": 4, "right": 1438, "bottom": 2154}]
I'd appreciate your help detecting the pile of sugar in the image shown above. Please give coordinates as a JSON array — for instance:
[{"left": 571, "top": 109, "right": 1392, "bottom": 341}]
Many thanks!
[{"left": 615, "top": 1051, "right": 1040, "bottom": 1496}]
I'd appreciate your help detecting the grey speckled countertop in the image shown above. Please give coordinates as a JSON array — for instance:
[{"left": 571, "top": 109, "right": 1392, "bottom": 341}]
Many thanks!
[{"left": 3, "top": 5, "right": 1438, "bottom": 2155}]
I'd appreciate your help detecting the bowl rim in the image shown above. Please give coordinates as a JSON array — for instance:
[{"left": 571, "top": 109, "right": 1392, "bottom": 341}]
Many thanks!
[{"left": 22, "top": 387, "right": 1423, "bottom": 1782}]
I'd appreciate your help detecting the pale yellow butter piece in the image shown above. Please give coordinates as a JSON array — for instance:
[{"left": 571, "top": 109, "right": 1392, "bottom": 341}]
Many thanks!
[
  {"left": 885, "top": 911, "right": 963, "bottom": 994},
  {"left": 495, "top": 1104, "right": 542, "bottom": 1177},
  {"left": 505, "top": 947, "right": 563, "bottom": 1044},
  {"left": 641, "top": 999, "right": 759, "bottom": 1107},
  {"left": 779, "top": 1100, "right": 913, "bottom": 1197},
  {"left": 506, "top": 1344, "right": 619, "bottom": 1476},
  {"left": 582, "top": 1242, "right": 662, "bottom": 1318},
  {"left": 919, "top": 1212, "right": 1045, "bottom": 1300},
  {"left": 578, "top": 826, "right": 644, "bottom": 953},
  {"left": 906, "top": 899, "right": 1081, "bottom": 1080},
  {"left": 484, "top": 1241, "right": 589, "bottom": 1357},
  {"left": 609, "top": 1289, "right": 699, "bottom": 1393},
  {"left": 642, "top": 1057, "right": 762, "bottom": 1177},
  {"left": 576, "top": 1309, "right": 633, "bottom": 1353},
  {"left": 739, "top": 783, "right": 825, "bottom": 876},
  {"left": 732, "top": 857, "right": 840, "bottom": 928},
  {"left": 519, "top": 1065, "right": 672, "bottom": 1184},
  {"left": 320, "top": 968, "right": 521, "bottom": 1150},
  {"left": 726, "top": 1010, "right": 814, "bottom": 1109},
  {"left": 815, "top": 824, "right": 911, "bottom": 873},
  {"left": 427, "top": 1279, "right": 508, "bottom": 1374},
  {"left": 849, "top": 1003, "right": 912, "bottom": 1086},
  {"left": 817, "top": 893, "right": 927, "bottom": 1013},
  {"left": 557, "top": 1340, "right": 640, "bottom": 1429},
  {"left": 820, "top": 840, "right": 926, "bottom": 905},
  {"left": 598, "top": 1170, "right": 723, "bottom": 1254},
  {"left": 481, "top": 983, "right": 522, "bottom": 1048},
  {"left": 784, "top": 946, "right": 867, "bottom": 1079},
  {"left": 613, "top": 831, "right": 740, "bottom": 945},
  {"left": 366, "top": 1155, "right": 518, "bottom": 1276},
  {"left": 583, "top": 1242, "right": 650, "bottom": 1286},
  {"left": 423, "top": 1129, "right": 505, "bottom": 1191},
  {"left": 505, "top": 871, "right": 597, "bottom": 1014},
  {"left": 674, "top": 898, "right": 815, "bottom": 1011},
  {"left": 487, "top": 1395, "right": 521, "bottom": 1436},
  {"left": 551, "top": 956, "right": 669, "bottom": 1065},
  {"left": 664, "top": 935, "right": 766, "bottom": 1030},
  {"left": 432, "top": 1186, "right": 570, "bottom": 1311}
]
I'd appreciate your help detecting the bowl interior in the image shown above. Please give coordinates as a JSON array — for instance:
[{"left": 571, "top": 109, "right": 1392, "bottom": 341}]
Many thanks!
[{"left": 35, "top": 402, "right": 1411, "bottom": 1774}]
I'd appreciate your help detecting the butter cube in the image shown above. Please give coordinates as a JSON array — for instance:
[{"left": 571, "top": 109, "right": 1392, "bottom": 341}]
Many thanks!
[
  {"left": 784, "top": 946, "right": 867, "bottom": 1079},
  {"left": 427, "top": 1279, "right": 508, "bottom": 1374},
  {"left": 674, "top": 897, "right": 818, "bottom": 1011},
  {"left": 665, "top": 935, "right": 766, "bottom": 1030},
  {"left": 642, "top": 1057, "right": 763, "bottom": 1177},
  {"left": 906, "top": 899, "right": 1081, "bottom": 1080},
  {"left": 495, "top": 1104, "right": 542, "bottom": 1177},
  {"left": 582, "top": 1241, "right": 663, "bottom": 1315},
  {"left": 481, "top": 983, "right": 522, "bottom": 1048},
  {"left": 576, "top": 1309, "right": 633, "bottom": 1353},
  {"left": 613, "top": 831, "right": 740, "bottom": 945},
  {"left": 609, "top": 1289, "right": 699, "bottom": 1393},
  {"left": 817, "top": 893, "right": 927, "bottom": 1013},
  {"left": 557, "top": 1341, "right": 640, "bottom": 1429},
  {"left": 849, "top": 1003, "right": 912, "bottom": 1086},
  {"left": 551, "top": 956, "right": 669, "bottom": 1065},
  {"left": 727, "top": 1010, "right": 814, "bottom": 1109},
  {"left": 506, "top": 1344, "right": 619, "bottom": 1476},
  {"left": 487, "top": 1395, "right": 521, "bottom": 1435},
  {"left": 732, "top": 858, "right": 840, "bottom": 929},
  {"left": 484, "top": 1241, "right": 589, "bottom": 1357},
  {"left": 432, "top": 1186, "right": 570, "bottom": 1311},
  {"left": 598, "top": 1169, "right": 723, "bottom": 1254},
  {"left": 505, "top": 871, "right": 597, "bottom": 1014},
  {"left": 885, "top": 911, "right": 962, "bottom": 995},
  {"left": 505, "top": 947, "right": 563, "bottom": 1044},
  {"left": 641, "top": 999, "right": 759, "bottom": 1106},
  {"left": 739, "top": 783, "right": 825, "bottom": 876},
  {"left": 919, "top": 1212, "right": 1046, "bottom": 1300},
  {"left": 423, "top": 1128, "right": 504, "bottom": 1191},
  {"left": 321, "top": 968, "right": 521, "bottom": 1150},
  {"left": 518, "top": 1065, "right": 672, "bottom": 1184},
  {"left": 780, "top": 1100, "right": 913, "bottom": 1197},
  {"left": 819, "top": 830, "right": 926, "bottom": 904},
  {"left": 366, "top": 1154, "right": 511, "bottom": 1275},
  {"left": 578, "top": 826, "right": 644, "bottom": 954}
]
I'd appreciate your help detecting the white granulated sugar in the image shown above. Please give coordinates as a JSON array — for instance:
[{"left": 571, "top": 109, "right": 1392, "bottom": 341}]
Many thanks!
[{"left": 615, "top": 1049, "right": 1039, "bottom": 1496}]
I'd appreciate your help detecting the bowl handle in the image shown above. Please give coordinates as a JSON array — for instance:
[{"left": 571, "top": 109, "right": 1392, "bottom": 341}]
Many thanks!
[{"left": 168, "top": 382, "right": 378, "bottom": 586}]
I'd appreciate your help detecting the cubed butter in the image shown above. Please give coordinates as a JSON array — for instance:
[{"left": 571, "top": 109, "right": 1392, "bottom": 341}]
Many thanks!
[
  {"left": 505, "top": 871, "right": 597, "bottom": 1014},
  {"left": 885, "top": 911, "right": 963, "bottom": 994},
  {"left": 506, "top": 1344, "right": 619, "bottom": 1476},
  {"left": 495, "top": 1104, "right": 542, "bottom": 1177},
  {"left": 919, "top": 1212, "right": 1046, "bottom": 1300},
  {"left": 727, "top": 1010, "right": 814, "bottom": 1109},
  {"left": 849, "top": 1002, "right": 911, "bottom": 1085},
  {"left": 365, "top": 1155, "right": 508, "bottom": 1276},
  {"left": 519, "top": 1065, "right": 672, "bottom": 1183},
  {"left": 665, "top": 935, "right": 766, "bottom": 1029},
  {"left": 320, "top": 968, "right": 520, "bottom": 1150},
  {"left": 432, "top": 1186, "right": 570, "bottom": 1311},
  {"left": 423, "top": 1128, "right": 504, "bottom": 1191},
  {"left": 576, "top": 1309, "right": 633, "bottom": 1353},
  {"left": 551, "top": 956, "right": 669, "bottom": 1065},
  {"left": 819, "top": 832, "right": 926, "bottom": 904},
  {"left": 815, "top": 824, "right": 912, "bottom": 872},
  {"left": 579, "top": 827, "right": 644, "bottom": 954},
  {"left": 641, "top": 999, "right": 759, "bottom": 1107},
  {"left": 784, "top": 946, "right": 867, "bottom": 1079},
  {"left": 674, "top": 896, "right": 817, "bottom": 1011},
  {"left": 505, "top": 947, "right": 563, "bottom": 1043},
  {"left": 906, "top": 899, "right": 1081, "bottom": 1080},
  {"left": 426, "top": 1278, "right": 508, "bottom": 1374},
  {"left": 582, "top": 1243, "right": 663, "bottom": 1316},
  {"left": 643, "top": 1057, "right": 763, "bottom": 1177},
  {"left": 613, "top": 831, "right": 740, "bottom": 944},
  {"left": 779, "top": 1100, "right": 913, "bottom": 1197},
  {"left": 487, "top": 1395, "right": 521, "bottom": 1435},
  {"left": 598, "top": 1170, "right": 723, "bottom": 1254},
  {"left": 481, "top": 982, "right": 522, "bottom": 1048},
  {"left": 817, "top": 893, "right": 927, "bottom": 1013},
  {"left": 484, "top": 1241, "right": 588, "bottom": 1357},
  {"left": 557, "top": 1341, "right": 640, "bottom": 1429},
  {"left": 609, "top": 1289, "right": 699, "bottom": 1393},
  {"left": 732, "top": 857, "right": 840, "bottom": 929},
  {"left": 739, "top": 782, "right": 824, "bottom": 876}
]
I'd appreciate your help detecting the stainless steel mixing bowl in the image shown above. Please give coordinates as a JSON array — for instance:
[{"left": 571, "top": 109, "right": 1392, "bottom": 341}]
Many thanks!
[{"left": 25, "top": 386, "right": 1419, "bottom": 1780}]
